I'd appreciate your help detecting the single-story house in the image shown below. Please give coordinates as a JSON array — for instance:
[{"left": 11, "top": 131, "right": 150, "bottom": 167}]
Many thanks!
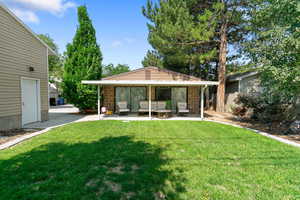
[
  {"left": 0, "top": 3, "right": 55, "bottom": 130},
  {"left": 225, "top": 71, "right": 261, "bottom": 112},
  {"left": 82, "top": 66, "right": 219, "bottom": 119}
]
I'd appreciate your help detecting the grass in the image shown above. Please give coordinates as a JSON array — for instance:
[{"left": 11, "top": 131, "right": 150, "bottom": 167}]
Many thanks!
[{"left": 0, "top": 121, "right": 300, "bottom": 199}]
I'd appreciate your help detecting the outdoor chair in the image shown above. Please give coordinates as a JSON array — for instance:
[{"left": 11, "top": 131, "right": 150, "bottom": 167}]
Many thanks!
[
  {"left": 138, "top": 101, "right": 149, "bottom": 113},
  {"left": 156, "top": 101, "right": 172, "bottom": 118},
  {"left": 151, "top": 101, "right": 157, "bottom": 112},
  {"left": 117, "top": 101, "right": 130, "bottom": 114},
  {"left": 177, "top": 102, "right": 189, "bottom": 115}
]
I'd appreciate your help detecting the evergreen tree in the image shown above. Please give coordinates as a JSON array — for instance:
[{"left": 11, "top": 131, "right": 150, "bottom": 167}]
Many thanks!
[
  {"left": 102, "top": 64, "right": 130, "bottom": 77},
  {"left": 142, "top": 0, "right": 223, "bottom": 75},
  {"left": 62, "top": 5, "right": 102, "bottom": 111},
  {"left": 143, "top": 0, "right": 255, "bottom": 112},
  {"left": 142, "top": 50, "right": 164, "bottom": 68}
]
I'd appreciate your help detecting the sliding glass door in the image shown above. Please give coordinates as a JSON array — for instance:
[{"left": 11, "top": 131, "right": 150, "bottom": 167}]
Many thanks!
[
  {"left": 130, "top": 87, "right": 147, "bottom": 112},
  {"left": 156, "top": 87, "right": 187, "bottom": 112},
  {"left": 171, "top": 87, "right": 187, "bottom": 112},
  {"left": 115, "top": 87, "right": 147, "bottom": 112}
]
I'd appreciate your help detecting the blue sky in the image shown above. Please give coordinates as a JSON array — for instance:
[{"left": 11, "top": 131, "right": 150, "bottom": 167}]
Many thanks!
[{"left": 1, "top": 0, "right": 152, "bottom": 69}]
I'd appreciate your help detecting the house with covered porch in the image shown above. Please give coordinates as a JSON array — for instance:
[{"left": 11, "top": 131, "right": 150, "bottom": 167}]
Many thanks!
[{"left": 82, "top": 67, "right": 219, "bottom": 119}]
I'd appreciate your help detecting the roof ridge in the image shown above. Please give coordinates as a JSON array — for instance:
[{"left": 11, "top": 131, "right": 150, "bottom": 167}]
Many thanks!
[{"left": 103, "top": 66, "right": 202, "bottom": 81}]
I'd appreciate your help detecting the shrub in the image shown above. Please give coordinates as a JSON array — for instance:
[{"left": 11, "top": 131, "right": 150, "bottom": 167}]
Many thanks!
[{"left": 233, "top": 94, "right": 296, "bottom": 123}]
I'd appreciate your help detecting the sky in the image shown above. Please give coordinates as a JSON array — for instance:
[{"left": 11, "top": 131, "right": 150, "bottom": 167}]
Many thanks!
[{"left": 1, "top": 0, "right": 152, "bottom": 69}]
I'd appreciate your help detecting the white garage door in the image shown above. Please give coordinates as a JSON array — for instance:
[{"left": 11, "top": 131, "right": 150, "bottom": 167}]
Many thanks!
[{"left": 21, "top": 79, "right": 40, "bottom": 125}]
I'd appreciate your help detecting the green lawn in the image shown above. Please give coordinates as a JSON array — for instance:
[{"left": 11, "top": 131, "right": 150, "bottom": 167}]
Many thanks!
[{"left": 1, "top": 121, "right": 300, "bottom": 199}]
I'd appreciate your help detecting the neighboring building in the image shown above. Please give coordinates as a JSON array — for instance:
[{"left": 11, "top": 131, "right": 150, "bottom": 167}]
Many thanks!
[
  {"left": 49, "top": 83, "right": 59, "bottom": 106},
  {"left": 0, "top": 3, "right": 55, "bottom": 130},
  {"left": 83, "top": 66, "right": 219, "bottom": 119},
  {"left": 225, "top": 71, "right": 261, "bottom": 112}
]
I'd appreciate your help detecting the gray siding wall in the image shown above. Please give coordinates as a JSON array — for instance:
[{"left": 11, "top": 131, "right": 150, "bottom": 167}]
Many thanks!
[
  {"left": 225, "top": 75, "right": 262, "bottom": 112},
  {"left": 0, "top": 6, "right": 48, "bottom": 130}
]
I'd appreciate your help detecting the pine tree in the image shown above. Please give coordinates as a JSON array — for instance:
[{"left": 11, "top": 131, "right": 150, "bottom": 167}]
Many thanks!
[
  {"left": 142, "top": 0, "right": 223, "bottom": 75},
  {"left": 62, "top": 5, "right": 102, "bottom": 111},
  {"left": 142, "top": 50, "right": 164, "bottom": 68}
]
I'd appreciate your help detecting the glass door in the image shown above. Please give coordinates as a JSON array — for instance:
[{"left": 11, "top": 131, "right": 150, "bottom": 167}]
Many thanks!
[
  {"left": 115, "top": 87, "right": 147, "bottom": 113},
  {"left": 115, "top": 87, "right": 130, "bottom": 110},
  {"left": 130, "top": 87, "right": 147, "bottom": 112},
  {"left": 171, "top": 87, "right": 187, "bottom": 112}
]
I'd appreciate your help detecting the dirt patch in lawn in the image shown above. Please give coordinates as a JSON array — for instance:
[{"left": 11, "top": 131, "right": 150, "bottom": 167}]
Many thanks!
[
  {"left": 0, "top": 129, "right": 40, "bottom": 145},
  {"left": 205, "top": 111, "right": 300, "bottom": 144}
]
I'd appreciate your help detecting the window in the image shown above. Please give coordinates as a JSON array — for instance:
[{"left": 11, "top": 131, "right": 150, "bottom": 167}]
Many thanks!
[{"left": 156, "top": 87, "right": 171, "bottom": 101}]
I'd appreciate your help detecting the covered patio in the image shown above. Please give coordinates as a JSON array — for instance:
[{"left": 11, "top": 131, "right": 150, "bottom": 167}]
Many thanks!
[{"left": 82, "top": 79, "right": 219, "bottom": 120}]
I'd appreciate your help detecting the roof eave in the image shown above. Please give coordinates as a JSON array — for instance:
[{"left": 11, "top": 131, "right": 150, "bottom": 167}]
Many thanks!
[{"left": 82, "top": 80, "right": 219, "bottom": 86}]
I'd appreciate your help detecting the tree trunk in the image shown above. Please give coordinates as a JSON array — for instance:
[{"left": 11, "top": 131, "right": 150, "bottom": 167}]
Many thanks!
[{"left": 216, "top": 20, "right": 228, "bottom": 112}]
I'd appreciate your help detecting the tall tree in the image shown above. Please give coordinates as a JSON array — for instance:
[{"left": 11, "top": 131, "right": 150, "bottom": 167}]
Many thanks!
[
  {"left": 142, "top": 50, "right": 164, "bottom": 68},
  {"left": 102, "top": 64, "right": 130, "bottom": 77},
  {"left": 62, "top": 5, "right": 102, "bottom": 111},
  {"left": 214, "top": 0, "right": 254, "bottom": 112},
  {"left": 143, "top": 0, "right": 254, "bottom": 112},
  {"left": 38, "top": 34, "right": 63, "bottom": 79},
  {"left": 143, "top": 0, "right": 223, "bottom": 75}
]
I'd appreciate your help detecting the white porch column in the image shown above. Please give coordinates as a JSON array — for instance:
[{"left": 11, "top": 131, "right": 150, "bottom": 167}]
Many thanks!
[
  {"left": 148, "top": 85, "right": 152, "bottom": 119},
  {"left": 98, "top": 85, "right": 101, "bottom": 120},
  {"left": 201, "top": 86, "right": 205, "bottom": 119}
]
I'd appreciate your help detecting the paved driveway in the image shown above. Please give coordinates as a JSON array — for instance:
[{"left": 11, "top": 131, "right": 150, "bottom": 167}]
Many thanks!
[{"left": 24, "top": 105, "right": 88, "bottom": 129}]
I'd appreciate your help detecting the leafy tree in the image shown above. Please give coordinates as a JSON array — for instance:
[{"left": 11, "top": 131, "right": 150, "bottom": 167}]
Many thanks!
[
  {"left": 38, "top": 34, "right": 63, "bottom": 79},
  {"left": 142, "top": 50, "right": 164, "bottom": 68},
  {"left": 246, "top": 0, "right": 300, "bottom": 104},
  {"left": 102, "top": 64, "right": 130, "bottom": 77},
  {"left": 62, "top": 5, "right": 102, "bottom": 111}
]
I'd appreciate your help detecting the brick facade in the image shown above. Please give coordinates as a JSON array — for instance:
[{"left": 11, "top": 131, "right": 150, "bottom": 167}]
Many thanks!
[{"left": 102, "top": 86, "right": 115, "bottom": 112}]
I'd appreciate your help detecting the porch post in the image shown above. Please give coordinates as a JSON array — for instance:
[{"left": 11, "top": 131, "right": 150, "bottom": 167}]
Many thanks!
[
  {"left": 201, "top": 86, "right": 205, "bottom": 119},
  {"left": 148, "top": 85, "right": 152, "bottom": 119},
  {"left": 98, "top": 85, "right": 101, "bottom": 120}
]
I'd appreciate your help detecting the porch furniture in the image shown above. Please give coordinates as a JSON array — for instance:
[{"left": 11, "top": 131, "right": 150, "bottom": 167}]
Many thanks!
[
  {"left": 156, "top": 109, "right": 172, "bottom": 118},
  {"left": 155, "top": 101, "right": 172, "bottom": 118},
  {"left": 117, "top": 101, "right": 130, "bottom": 114},
  {"left": 138, "top": 101, "right": 149, "bottom": 113},
  {"left": 177, "top": 102, "right": 189, "bottom": 115}
]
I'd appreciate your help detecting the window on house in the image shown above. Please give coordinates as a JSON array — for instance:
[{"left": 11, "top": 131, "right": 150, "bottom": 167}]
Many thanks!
[{"left": 156, "top": 87, "right": 171, "bottom": 101}]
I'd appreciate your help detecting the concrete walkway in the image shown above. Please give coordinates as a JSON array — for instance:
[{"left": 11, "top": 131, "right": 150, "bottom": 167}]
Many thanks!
[{"left": 24, "top": 105, "right": 86, "bottom": 129}]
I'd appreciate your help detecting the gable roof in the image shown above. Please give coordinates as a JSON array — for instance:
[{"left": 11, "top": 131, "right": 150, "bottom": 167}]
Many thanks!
[
  {"left": 0, "top": 2, "right": 57, "bottom": 55},
  {"left": 103, "top": 66, "right": 202, "bottom": 81}
]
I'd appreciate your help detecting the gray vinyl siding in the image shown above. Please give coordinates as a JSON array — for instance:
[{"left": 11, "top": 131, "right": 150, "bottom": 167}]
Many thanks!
[{"left": 0, "top": 6, "right": 48, "bottom": 118}]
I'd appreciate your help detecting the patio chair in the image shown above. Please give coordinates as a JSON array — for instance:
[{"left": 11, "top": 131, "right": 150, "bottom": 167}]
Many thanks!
[
  {"left": 117, "top": 101, "right": 130, "bottom": 114},
  {"left": 151, "top": 101, "right": 157, "bottom": 112},
  {"left": 138, "top": 101, "right": 149, "bottom": 113},
  {"left": 177, "top": 102, "right": 189, "bottom": 115},
  {"left": 156, "top": 101, "right": 166, "bottom": 111}
]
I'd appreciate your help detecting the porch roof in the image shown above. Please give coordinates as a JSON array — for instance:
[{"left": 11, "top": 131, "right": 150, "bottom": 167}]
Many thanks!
[{"left": 82, "top": 80, "right": 219, "bottom": 86}]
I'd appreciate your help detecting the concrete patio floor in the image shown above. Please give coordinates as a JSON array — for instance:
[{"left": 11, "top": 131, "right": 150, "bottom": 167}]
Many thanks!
[{"left": 24, "top": 105, "right": 206, "bottom": 129}]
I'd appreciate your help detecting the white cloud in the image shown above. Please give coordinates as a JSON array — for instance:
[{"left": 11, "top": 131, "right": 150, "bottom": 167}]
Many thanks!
[
  {"left": 11, "top": 0, "right": 76, "bottom": 15},
  {"left": 11, "top": 8, "right": 39, "bottom": 23},
  {"left": 124, "top": 37, "right": 135, "bottom": 44},
  {"left": 112, "top": 40, "right": 123, "bottom": 48}
]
